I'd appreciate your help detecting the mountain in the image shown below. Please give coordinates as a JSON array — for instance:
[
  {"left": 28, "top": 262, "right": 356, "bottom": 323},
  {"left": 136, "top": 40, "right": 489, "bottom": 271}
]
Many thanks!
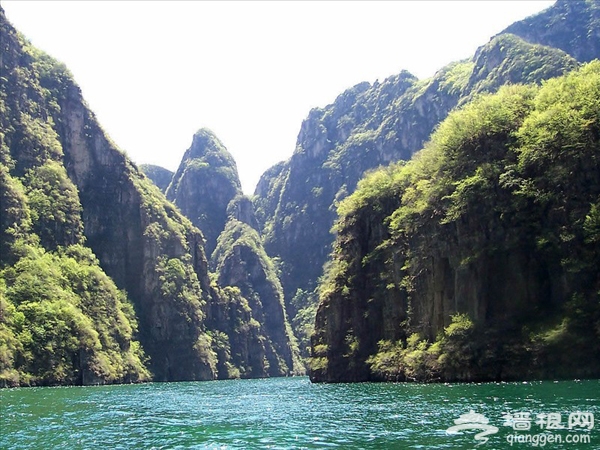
[
  {"left": 2, "top": 0, "right": 598, "bottom": 386},
  {"left": 307, "top": 0, "right": 600, "bottom": 382},
  {"left": 502, "top": 0, "right": 600, "bottom": 64},
  {"left": 311, "top": 62, "right": 600, "bottom": 382},
  {"left": 0, "top": 8, "right": 302, "bottom": 386},
  {"left": 166, "top": 129, "right": 302, "bottom": 376},
  {"left": 139, "top": 164, "right": 173, "bottom": 193},
  {"left": 210, "top": 198, "right": 301, "bottom": 377},
  {"left": 166, "top": 129, "right": 241, "bottom": 256},
  {"left": 0, "top": 9, "right": 218, "bottom": 384},
  {"left": 254, "top": 0, "right": 584, "bottom": 357}
]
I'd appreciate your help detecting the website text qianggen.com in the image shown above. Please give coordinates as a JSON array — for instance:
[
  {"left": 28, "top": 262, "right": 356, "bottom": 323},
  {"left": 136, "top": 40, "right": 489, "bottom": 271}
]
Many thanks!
[{"left": 506, "top": 432, "right": 591, "bottom": 447}]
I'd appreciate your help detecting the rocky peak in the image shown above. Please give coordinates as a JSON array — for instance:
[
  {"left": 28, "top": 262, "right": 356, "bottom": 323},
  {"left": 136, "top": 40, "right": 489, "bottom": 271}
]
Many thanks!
[
  {"left": 187, "top": 128, "right": 241, "bottom": 175},
  {"left": 501, "top": 0, "right": 600, "bottom": 63},
  {"left": 166, "top": 128, "right": 242, "bottom": 255}
]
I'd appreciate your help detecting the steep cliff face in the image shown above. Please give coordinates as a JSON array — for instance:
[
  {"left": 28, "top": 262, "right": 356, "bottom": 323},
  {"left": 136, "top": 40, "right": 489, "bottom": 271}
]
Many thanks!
[
  {"left": 0, "top": 10, "right": 218, "bottom": 384},
  {"left": 165, "top": 131, "right": 302, "bottom": 377},
  {"left": 210, "top": 208, "right": 302, "bottom": 377},
  {"left": 502, "top": 0, "right": 600, "bottom": 64},
  {"left": 255, "top": 7, "right": 578, "bottom": 354},
  {"left": 140, "top": 164, "right": 173, "bottom": 193},
  {"left": 255, "top": 74, "right": 417, "bottom": 310},
  {"left": 311, "top": 64, "right": 600, "bottom": 382},
  {"left": 53, "top": 65, "right": 218, "bottom": 384},
  {"left": 310, "top": 184, "right": 408, "bottom": 382},
  {"left": 308, "top": 2, "right": 600, "bottom": 384},
  {"left": 166, "top": 129, "right": 241, "bottom": 256}
]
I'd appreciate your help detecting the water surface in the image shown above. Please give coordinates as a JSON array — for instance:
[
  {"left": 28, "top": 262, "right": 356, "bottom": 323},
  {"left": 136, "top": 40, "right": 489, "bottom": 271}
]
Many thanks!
[{"left": 1, "top": 377, "right": 598, "bottom": 449}]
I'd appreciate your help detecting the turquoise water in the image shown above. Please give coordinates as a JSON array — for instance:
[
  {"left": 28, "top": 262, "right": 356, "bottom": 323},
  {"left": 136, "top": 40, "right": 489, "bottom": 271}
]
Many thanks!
[{"left": 1, "top": 378, "right": 598, "bottom": 449}]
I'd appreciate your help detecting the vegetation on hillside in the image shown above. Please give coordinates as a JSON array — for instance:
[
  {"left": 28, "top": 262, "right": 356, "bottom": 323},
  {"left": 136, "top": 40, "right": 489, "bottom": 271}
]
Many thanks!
[
  {"left": 1, "top": 9, "right": 212, "bottom": 385},
  {"left": 255, "top": 21, "right": 579, "bottom": 360},
  {"left": 312, "top": 62, "right": 600, "bottom": 381},
  {"left": 210, "top": 215, "right": 302, "bottom": 376},
  {"left": 0, "top": 22, "right": 150, "bottom": 385}
]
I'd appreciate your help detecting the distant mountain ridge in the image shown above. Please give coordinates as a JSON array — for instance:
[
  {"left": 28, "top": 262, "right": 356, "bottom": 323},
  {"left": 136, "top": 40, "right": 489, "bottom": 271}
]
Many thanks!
[
  {"left": 139, "top": 164, "right": 173, "bottom": 193},
  {"left": 0, "top": 8, "right": 301, "bottom": 386},
  {"left": 501, "top": 0, "right": 600, "bottom": 63}
]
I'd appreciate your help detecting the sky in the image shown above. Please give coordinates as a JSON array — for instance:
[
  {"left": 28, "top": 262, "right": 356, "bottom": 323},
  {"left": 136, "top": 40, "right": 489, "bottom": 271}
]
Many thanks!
[{"left": 2, "top": 1, "right": 555, "bottom": 194}]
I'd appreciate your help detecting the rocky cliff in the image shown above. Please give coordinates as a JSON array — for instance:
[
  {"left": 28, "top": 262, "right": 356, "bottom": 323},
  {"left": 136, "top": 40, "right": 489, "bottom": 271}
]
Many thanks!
[
  {"left": 255, "top": 0, "right": 582, "bottom": 357},
  {"left": 301, "top": 0, "right": 600, "bottom": 382},
  {"left": 140, "top": 164, "right": 173, "bottom": 193},
  {"left": 209, "top": 200, "right": 301, "bottom": 377},
  {"left": 166, "top": 129, "right": 241, "bottom": 256},
  {"left": 502, "top": 0, "right": 600, "bottom": 64},
  {"left": 311, "top": 63, "right": 600, "bottom": 382},
  {"left": 1, "top": 10, "right": 219, "bottom": 384},
  {"left": 165, "top": 131, "right": 302, "bottom": 376}
]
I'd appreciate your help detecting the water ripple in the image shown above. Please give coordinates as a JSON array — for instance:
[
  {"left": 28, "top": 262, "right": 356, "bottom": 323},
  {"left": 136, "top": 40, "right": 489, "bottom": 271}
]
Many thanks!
[{"left": 1, "top": 378, "right": 598, "bottom": 449}]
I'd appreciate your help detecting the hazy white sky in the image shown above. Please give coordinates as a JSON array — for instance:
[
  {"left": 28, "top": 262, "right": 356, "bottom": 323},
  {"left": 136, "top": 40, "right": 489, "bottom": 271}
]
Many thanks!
[{"left": 3, "top": 1, "right": 554, "bottom": 193}]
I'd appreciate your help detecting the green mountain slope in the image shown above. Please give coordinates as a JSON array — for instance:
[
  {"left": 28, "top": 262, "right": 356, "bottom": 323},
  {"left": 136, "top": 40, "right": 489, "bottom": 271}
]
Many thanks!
[
  {"left": 0, "top": 13, "right": 152, "bottom": 386},
  {"left": 311, "top": 62, "right": 600, "bottom": 382},
  {"left": 1, "top": 9, "right": 303, "bottom": 384},
  {"left": 165, "top": 130, "right": 302, "bottom": 376},
  {"left": 255, "top": 1, "right": 584, "bottom": 357},
  {"left": 1, "top": 9, "right": 218, "bottom": 384}
]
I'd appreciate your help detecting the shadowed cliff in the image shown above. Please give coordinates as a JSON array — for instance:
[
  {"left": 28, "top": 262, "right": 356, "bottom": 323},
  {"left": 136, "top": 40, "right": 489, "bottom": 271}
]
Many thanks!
[
  {"left": 255, "top": 0, "right": 585, "bottom": 359},
  {"left": 165, "top": 129, "right": 303, "bottom": 376},
  {"left": 310, "top": 63, "right": 600, "bottom": 382}
]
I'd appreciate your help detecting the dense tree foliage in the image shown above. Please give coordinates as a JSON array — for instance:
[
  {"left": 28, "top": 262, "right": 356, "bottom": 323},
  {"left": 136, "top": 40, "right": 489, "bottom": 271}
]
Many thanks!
[
  {"left": 312, "top": 62, "right": 600, "bottom": 382},
  {"left": 0, "top": 244, "right": 150, "bottom": 386},
  {"left": 254, "top": 3, "right": 582, "bottom": 358},
  {"left": 0, "top": 17, "right": 152, "bottom": 386}
]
